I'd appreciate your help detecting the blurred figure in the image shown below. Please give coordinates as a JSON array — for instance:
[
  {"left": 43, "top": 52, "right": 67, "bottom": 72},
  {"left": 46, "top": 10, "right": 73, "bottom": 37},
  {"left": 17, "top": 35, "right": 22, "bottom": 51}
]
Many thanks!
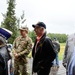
[
  {"left": 32, "top": 22, "right": 56, "bottom": 75},
  {"left": 62, "top": 33, "right": 75, "bottom": 75},
  {"left": 13, "top": 26, "right": 32, "bottom": 75},
  {"left": 52, "top": 37, "right": 60, "bottom": 68},
  {"left": 7, "top": 43, "right": 14, "bottom": 75},
  {"left": 0, "top": 28, "right": 12, "bottom": 75},
  {"left": 68, "top": 47, "right": 75, "bottom": 75}
]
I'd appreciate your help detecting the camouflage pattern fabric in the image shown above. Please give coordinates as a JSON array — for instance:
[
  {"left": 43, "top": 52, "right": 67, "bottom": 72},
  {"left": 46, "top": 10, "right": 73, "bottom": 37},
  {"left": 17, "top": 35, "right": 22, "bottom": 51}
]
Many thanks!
[{"left": 13, "top": 36, "right": 32, "bottom": 75}]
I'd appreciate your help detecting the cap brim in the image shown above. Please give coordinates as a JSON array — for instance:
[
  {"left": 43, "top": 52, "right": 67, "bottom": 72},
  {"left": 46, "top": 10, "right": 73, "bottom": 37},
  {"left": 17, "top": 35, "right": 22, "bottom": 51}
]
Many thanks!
[
  {"left": 32, "top": 24, "right": 36, "bottom": 28},
  {"left": 19, "top": 28, "right": 28, "bottom": 33},
  {"left": 32, "top": 24, "right": 39, "bottom": 28},
  {"left": 19, "top": 28, "right": 26, "bottom": 30}
]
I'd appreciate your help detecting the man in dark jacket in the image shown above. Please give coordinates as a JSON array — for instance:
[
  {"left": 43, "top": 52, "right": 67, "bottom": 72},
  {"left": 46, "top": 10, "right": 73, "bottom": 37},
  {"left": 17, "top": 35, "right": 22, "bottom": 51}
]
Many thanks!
[{"left": 32, "top": 22, "right": 56, "bottom": 75}]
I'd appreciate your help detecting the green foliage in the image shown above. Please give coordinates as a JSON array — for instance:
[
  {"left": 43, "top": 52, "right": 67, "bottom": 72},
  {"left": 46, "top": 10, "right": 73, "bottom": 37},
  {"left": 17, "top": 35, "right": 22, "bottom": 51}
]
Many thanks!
[
  {"left": 28, "top": 30, "right": 36, "bottom": 42},
  {"left": 20, "top": 11, "right": 26, "bottom": 24},
  {"left": 28, "top": 31, "right": 68, "bottom": 43},
  {"left": 1, "top": 0, "right": 18, "bottom": 43},
  {"left": 58, "top": 43, "right": 65, "bottom": 60},
  {"left": 47, "top": 33, "right": 68, "bottom": 43}
]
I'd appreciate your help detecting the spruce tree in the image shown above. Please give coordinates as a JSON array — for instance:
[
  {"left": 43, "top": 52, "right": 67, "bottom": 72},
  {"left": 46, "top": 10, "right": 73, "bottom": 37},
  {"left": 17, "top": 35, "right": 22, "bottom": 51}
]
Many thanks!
[{"left": 1, "top": 0, "right": 18, "bottom": 43}]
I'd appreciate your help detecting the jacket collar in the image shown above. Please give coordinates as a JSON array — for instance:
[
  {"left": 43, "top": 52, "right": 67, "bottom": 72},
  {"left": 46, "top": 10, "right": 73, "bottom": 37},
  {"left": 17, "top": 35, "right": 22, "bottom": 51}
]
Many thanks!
[{"left": 36, "top": 32, "right": 46, "bottom": 46}]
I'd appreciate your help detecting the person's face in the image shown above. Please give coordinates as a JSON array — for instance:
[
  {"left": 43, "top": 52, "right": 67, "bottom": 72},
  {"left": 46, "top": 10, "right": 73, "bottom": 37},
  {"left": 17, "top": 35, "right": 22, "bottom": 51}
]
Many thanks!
[
  {"left": 20, "top": 30, "right": 27, "bottom": 37},
  {"left": 34, "top": 26, "right": 43, "bottom": 36}
]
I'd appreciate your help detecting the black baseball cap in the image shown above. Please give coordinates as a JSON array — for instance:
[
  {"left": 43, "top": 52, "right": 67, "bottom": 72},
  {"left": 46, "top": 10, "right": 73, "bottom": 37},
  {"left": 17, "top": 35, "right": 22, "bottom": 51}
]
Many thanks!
[{"left": 32, "top": 22, "right": 46, "bottom": 29}]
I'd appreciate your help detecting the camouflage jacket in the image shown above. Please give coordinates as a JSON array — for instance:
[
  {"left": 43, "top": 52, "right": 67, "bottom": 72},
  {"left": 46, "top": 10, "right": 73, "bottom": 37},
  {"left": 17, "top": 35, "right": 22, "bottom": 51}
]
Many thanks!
[{"left": 13, "top": 36, "right": 32, "bottom": 57}]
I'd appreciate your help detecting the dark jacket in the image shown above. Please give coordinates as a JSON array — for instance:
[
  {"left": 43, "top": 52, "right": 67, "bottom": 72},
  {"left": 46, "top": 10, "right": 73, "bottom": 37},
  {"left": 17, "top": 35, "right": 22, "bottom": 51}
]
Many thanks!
[
  {"left": 0, "top": 53, "right": 5, "bottom": 75},
  {"left": 0, "top": 46, "right": 11, "bottom": 75},
  {"left": 32, "top": 33, "right": 56, "bottom": 72},
  {"left": 0, "top": 36, "right": 11, "bottom": 75}
]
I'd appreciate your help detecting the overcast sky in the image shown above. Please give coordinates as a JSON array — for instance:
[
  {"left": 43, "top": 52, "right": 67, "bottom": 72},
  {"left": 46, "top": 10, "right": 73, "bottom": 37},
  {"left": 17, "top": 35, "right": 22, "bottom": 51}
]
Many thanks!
[{"left": 0, "top": 0, "right": 75, "bottom": 35}]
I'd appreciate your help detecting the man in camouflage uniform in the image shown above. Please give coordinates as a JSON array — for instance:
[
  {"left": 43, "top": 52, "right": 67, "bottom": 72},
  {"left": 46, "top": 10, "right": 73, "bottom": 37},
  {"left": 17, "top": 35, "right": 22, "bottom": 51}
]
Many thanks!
[{"left": 13, "top": 26, "right": 32, "bottom": 75}]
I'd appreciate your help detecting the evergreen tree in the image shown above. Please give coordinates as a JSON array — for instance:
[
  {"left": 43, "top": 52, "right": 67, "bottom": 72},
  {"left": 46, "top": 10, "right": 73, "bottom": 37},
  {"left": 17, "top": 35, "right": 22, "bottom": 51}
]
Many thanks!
[{"left": 1, "top": 0, "right": 18, "bottom": 43}]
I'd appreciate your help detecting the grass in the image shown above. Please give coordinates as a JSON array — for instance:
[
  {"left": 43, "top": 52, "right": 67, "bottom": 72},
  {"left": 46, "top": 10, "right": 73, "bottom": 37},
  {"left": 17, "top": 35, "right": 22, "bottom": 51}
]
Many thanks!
[{"left": 58, "top": 43, "right": 66, "bottom": 60}]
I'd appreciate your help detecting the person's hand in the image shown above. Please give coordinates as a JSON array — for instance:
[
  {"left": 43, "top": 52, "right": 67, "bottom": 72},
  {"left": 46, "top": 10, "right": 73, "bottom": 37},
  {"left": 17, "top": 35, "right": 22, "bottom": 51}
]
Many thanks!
[{"left": 14, "top": 53, "right": 19, "bottom": 58}]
